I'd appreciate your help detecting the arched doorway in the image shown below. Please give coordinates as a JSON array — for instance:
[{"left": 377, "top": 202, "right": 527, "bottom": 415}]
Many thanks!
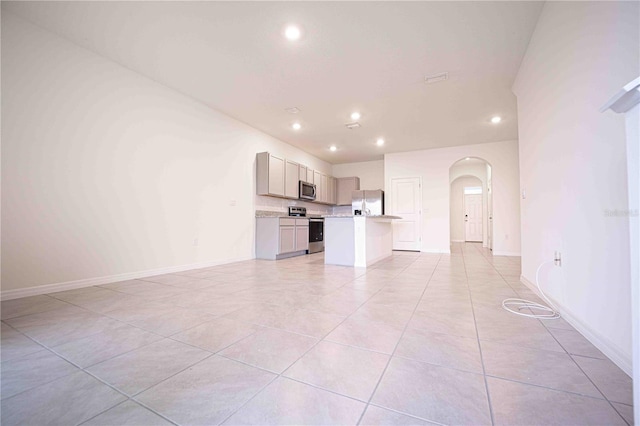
[{"left": 449, "top": 157, "right": 493, "bottom": 249}]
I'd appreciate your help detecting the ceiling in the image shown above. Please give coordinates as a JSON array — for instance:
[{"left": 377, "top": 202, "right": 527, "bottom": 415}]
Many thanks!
[{"left": 4, "top": 1, "right": 544, "bottom": 164}]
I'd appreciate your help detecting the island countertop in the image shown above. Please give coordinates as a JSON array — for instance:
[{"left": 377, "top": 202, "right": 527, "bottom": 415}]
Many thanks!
[
  {"left": 324, "top": 215, "right": 397, "bottom": 267},
  {"left": 323, "top": 215, "right": 402, "bottom": 219}
]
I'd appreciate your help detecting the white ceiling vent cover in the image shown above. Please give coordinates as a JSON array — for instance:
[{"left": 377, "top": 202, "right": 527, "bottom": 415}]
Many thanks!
[
  {"left": 424, "top": 72, "right": 448, "bottom": 84},
  {"left": 345, "top": 122, "right": 361, "bottom": 129},
  {"left": 285, "top": 107, "right": 301, "bottom": 114}
]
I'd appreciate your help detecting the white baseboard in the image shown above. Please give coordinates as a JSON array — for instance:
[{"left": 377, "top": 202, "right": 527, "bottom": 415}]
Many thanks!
[
  {"left": 1, "top": 255, "right": 254, "bottom": 301},
  {"left": 520, "top": 275, "right": 632, "bottom": 376},
  {"left": 493, "top": 251, "right": 521, "bottom": 256}
]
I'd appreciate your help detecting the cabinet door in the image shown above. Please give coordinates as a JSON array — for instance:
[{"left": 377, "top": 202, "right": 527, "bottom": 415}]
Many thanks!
[
  {"left": 279, "top": 226, "right": 296, "bottom": 254},
  {"left": 337, "top": 177, "right": 360, "bottom": 205},
  {"left": 299, "top": 165, "right": 308, "bottom": 182},
  {"left": 285, "top": 160, "right": 299, "bottom": 199},
  {"left": 313, "top": 171, "right": 321, "bottom": 202},
  {"left": 307, "top": 168, "right": 314, "bottom": 184},
  {"left": 321, "top": 174, "right": 328, "bottom": 204},
  {"left": 327, "top": 176, "right": 336, "bottom": 205},
  {"left": 295, "top": 226, "right": 309, "bottom": 251},
  {"left": 268, "top": 155, "right": 285, "bottom": 196}
]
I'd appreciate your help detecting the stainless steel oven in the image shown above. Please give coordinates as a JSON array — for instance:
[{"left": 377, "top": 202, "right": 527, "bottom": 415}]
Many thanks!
[{"left": 308, "top": 217, "right": 324, "bottom": 253}]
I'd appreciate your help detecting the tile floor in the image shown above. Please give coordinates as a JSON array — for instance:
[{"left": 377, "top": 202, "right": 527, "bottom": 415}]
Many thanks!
[{"left": 0, "top": 243, "right": 633, "bottom": 425}]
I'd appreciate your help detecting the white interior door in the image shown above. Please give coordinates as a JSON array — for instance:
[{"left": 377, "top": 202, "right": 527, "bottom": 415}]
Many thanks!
[
  {"left": 391, "top": 177, "right": 422, "bottom": 251},
  {"left": 464, "top": 194, "right": 483, "bottom": 242}
]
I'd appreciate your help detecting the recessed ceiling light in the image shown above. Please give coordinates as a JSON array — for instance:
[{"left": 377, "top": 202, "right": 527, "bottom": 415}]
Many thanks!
[
  {"left": 284, "top": 25, "right": 301, "bottom": 41},
  {"left": 376, "top": 138, "right": 385, "bottom": 146},
  {"left": 491, "top": 116, "right": 502, "bottom": 124},
  {"left": 292, "top": 122, "right": 301, "bottom": 130},
  {"left": 466, "top": 157, "right": 471, "bottom": 160},
  {"left": 351, "top": 112, "right": 361, "bottom": 120},
  {"left": 329, "top": 145, "right": 337, "bottom": 152}
]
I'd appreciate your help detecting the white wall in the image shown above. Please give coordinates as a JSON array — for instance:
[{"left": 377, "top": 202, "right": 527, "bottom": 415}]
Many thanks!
[
  {"left": 1, "top": 13, "right": 332, "bottom": 296},
  {"left": 332, "top": 160, "right": 384, "bottom": 190},
  {"left": 450, "top": 176, "right": 483, "bottom": 242},
  {"left": 385, "top": 140, "right": 520, "bottom": 255},
  {"left": 513, "top": 1, "right": 638, "bottom": 373}
]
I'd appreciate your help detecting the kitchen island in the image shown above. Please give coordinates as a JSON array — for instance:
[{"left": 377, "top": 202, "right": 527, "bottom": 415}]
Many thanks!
[{"left": 324, "top": 215, "right": 401, "bottom": 267}]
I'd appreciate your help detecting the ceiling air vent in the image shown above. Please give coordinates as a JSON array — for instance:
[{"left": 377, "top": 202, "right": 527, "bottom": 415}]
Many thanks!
[
  {"left": 285, "top": 107, "right": 301, "bottom": 114},
  {"left": 424, "top": 72, "right": 448, "bottom": 84},
  {"left": 345, "top": 122, "right": 361, "bottom": 129}
]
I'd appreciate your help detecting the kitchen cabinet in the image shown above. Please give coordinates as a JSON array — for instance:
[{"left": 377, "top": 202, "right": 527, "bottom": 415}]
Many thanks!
[
  {"left": 313, "top": 170, "right": 322, "bottom": 200},
  {"left": 327, "top": 176, "right": 337, "bottom": 205},
  {"left": 256, "top": 217, "right": 310, "bottom": 260},
  {"left": 295, "top": 219, "right": 309, "bottom": 251},
  {"left": 256, "top": 152, "right": 285, "bottom": 197},
  {"left": 285, "top": 159, "right": 300, "bottom": 199},
  {"left": 321, "top": 174, "right": 328, "bottom": 204},
  {"left": 279, "top": 223, "right": 296, "bottom": 253},
  {"left": 256, "top": 152, "right": 338, "bottom": 205},
  {"left": 336, "top": 176, "right": 361, "bottom": 205}
]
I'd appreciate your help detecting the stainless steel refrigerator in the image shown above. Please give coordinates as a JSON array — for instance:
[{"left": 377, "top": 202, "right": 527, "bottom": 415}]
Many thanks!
[{"left": 352, "top": 190, "right": 385, "bottom": 216}]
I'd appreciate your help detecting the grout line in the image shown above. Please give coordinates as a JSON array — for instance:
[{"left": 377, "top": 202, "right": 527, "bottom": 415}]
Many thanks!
[
  {"left": 356, "top": 253, "right": 442, "bottom": 425},
  {"left": 460, "top": 243, "right": 496, "bottom": 426},
  {"left": 468, "top": 243, "right": 631, "bottom": 420},
  {"left": 218, "top": 255, "right": 424, "bottom": 425},
  {"left": 77, "top": 398, "right": 179, "bottom": 426},
  {"left": 364, "top": 402, "right": 446, "bottom": 426}
]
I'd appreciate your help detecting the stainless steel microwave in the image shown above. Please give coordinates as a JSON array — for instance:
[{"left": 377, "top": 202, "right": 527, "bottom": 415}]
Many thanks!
[{"left": 299, "top": 181, "right": 316, "bottom": 201}]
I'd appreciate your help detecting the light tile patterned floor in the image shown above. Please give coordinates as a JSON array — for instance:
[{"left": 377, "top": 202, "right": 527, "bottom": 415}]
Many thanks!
[{"left": 0, "top": 243, "right": 633, "bottom": 425}]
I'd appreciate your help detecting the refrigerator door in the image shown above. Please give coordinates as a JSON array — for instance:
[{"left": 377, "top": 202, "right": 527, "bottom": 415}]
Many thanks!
[
  {"left": 364, "top": 190, "right": 384, "bottom": 216},
  {"left": 352, "top": 190, "right": 365, "bottom": 215}
]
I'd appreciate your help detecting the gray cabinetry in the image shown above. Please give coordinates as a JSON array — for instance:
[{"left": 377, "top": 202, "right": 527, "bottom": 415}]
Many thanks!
[
  {"left": 256, "top": 217, "right": 309, "bottom": 260},
  {"left": 256, "top": 152, "right": 339, "bottom": 205},
  {"left": 285, "top": 159, "right": 300, "bottom": 199},
  {"left": 257, "top": 152, "right": 285, "bottom": 197},
  {"left": 327, "top": 176, "right": 337, "bottom": 205},
  {"left": 336, "top": 177, "right": 361, "bottom": 205}
]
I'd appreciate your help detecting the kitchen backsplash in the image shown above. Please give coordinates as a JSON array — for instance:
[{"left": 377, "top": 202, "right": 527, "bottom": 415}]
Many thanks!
[
  {"left": 331, "top": 205, "right": 352, "bottom": 215},
  {"left": 255, "top": 195, "right": 332, "bottom": 215}
]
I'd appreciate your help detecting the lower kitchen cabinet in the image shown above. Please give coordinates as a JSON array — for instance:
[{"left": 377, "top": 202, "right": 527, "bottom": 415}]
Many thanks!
[{"left": 256, "top": 217, "right": 309, "bottom": 260}]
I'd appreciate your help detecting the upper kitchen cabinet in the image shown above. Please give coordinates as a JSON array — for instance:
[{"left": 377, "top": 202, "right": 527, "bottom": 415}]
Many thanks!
[
  {"left": 257, "top": 152, "right": 285, "bottom": 197},
  {"left": 299, "top": 165, "right": 308, "bottom": 183},
  {"left": 256, "top": 152, "right": 340, "bottom": 205},
  {"left": 321, "top": 174, "right": 328, "bottom": 204},
  {"left": 285, "top": 159, "right": 300, "bottom": 199},
  {"left": 257, "top": 153, "right": 301, "bottom": 199},
  {"left": 328, "top": 176, "right": 337, "bottom": 205},
  {"left": 336, "top": 177, "right": 360, "bottom": 205}
]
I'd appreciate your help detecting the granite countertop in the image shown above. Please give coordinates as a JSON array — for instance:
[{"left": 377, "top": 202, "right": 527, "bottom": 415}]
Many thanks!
[
  {"left": 255, "top": 210, "right": 288, "bottom": 218},
  {"left": 256, "top": 210, "right": 401, "bottom": 220},
  {"left": 323, "top": 214, "right": 402, "bottom": 219}
]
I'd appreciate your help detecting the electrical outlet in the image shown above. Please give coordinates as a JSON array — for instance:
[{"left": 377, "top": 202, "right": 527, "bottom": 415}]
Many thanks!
[
  {"left": 229, "top": 200, "right": 236, "bottom": 206},
  {"left": 193, "top": 238, "right": 199, "bottom": 247},
  {"left": 554, "top": 251, "right": 562, "bottom": 267}
]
